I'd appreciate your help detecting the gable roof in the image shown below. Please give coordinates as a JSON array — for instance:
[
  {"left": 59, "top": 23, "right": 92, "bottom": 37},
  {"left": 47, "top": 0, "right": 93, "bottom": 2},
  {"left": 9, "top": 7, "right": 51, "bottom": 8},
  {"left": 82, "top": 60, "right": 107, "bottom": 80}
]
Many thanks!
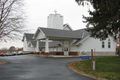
[
  {"left": 22, "top": 33, "right": 34, "bottom": 41},
  {"left": 33, "top": 27, "right": 91, "bottom": 44},
  {"left": 23, "top": 27, "right": 91, "bottom": 45},
  {"left": 38, "top": 27, "right": 81, "bottom": 39},
  {"left": 63, "top": 23, "right": 73, "bottom": 31},
  {"left": 74, "top": 28, "right": 90, "bottom": 39},
  {"left": 72, "top": 28, "right": 91, "bottom": 45}
]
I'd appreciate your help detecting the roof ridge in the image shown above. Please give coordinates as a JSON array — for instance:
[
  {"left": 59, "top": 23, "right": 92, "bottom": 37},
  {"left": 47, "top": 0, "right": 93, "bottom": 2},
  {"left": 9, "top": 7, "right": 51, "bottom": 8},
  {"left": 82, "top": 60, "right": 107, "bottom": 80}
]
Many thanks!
[
  {"left": 24, "top": 33, "right": 34, "bottom": 35},
  {"left": 74, "top": 28, "right": 86, "bottom": 32},
  {"left": 39, "top": 27, "right": 74, "bottom": 32}
]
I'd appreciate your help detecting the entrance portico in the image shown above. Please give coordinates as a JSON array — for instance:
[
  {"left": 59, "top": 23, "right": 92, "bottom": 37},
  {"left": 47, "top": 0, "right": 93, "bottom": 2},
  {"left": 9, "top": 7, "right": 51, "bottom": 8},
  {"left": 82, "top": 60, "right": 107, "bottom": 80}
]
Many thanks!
[
  {"left": 33, "top": 27, "right": 81, "bottom": 55},
  {"left": 35, "top": 37, "right": 73, "bottom": 55}
]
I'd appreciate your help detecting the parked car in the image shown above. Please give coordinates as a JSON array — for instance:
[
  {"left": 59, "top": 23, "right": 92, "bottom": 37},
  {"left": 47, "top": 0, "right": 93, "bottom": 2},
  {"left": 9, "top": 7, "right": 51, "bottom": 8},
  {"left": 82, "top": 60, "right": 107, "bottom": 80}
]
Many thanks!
[
  {"left": 15, "top": 51, "right": 22, "bottom": 55},
  {"left": 5, "top": 52, "right": 14, "bottom": 56},
  {"left": 12, "top": 52, "right": 15, "bottom": 55},
  {"left": 0, "top": 53, "right": 4, "bottom": 56},
  {"left": 12, "top": 51, "right": 18, "bottom": 55},
  {"left": 3, "top": 53, "right": 7, "bottom": 56},
  {"left": 18, "top": 51, "right": 29, "bottom": 55}
]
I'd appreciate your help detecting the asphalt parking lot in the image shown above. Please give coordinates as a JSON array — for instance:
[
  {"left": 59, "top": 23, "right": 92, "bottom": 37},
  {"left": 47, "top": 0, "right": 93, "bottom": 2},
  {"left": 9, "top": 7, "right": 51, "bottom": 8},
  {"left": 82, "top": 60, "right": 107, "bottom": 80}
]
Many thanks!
[{"left": 0, "top": 55, "right": 95, "bottom": 80}]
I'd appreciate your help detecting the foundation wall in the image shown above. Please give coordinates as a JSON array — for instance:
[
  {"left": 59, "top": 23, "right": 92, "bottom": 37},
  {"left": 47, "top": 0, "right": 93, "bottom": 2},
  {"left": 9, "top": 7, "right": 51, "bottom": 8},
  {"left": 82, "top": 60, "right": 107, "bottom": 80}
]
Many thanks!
[
  {"left": 33, "top": 51, "right": 116, "bottom": 56},
  {"left": 87, "top": 52, "right": 116, "bottom": 56}
]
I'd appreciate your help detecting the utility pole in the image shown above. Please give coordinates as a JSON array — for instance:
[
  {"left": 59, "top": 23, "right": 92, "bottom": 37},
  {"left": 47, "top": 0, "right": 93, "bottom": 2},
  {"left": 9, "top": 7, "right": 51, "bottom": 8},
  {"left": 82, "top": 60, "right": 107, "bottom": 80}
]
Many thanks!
[{"left": 91, "top": 49, "right": 95, "bottom": 70}]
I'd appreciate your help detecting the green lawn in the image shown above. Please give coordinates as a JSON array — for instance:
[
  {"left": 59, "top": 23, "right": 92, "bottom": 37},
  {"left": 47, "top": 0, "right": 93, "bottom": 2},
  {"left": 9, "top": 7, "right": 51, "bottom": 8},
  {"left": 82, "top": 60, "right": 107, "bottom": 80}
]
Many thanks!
[{"left": 75, "top": 56, "right": 120, "bottom": 80}]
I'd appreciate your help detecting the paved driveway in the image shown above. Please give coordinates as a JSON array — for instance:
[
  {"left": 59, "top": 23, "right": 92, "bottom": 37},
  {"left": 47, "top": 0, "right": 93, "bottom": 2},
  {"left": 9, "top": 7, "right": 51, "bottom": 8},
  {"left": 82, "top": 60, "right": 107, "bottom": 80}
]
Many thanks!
[{"left": 0, "top": 55, "right": 95, "bottom": 80}]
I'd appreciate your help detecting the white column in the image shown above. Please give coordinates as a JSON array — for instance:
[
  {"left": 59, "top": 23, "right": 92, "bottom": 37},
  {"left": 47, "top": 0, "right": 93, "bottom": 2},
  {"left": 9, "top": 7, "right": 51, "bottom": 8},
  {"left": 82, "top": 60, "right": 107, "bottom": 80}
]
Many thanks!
[
  {"left": 34, "top": 47, "right": 35, "bottom": 53},
  {"left": 45, "top": 38, "right": 49, "bottom": 53},
  {"left": 62, "top": 41, "right": 64, "bottom": 52},
  {"left": 36, "top": 40, "right": 40, "bottom": 52},
  {"left": 69, "top": 41, "right": 72, "bottom": 52}
]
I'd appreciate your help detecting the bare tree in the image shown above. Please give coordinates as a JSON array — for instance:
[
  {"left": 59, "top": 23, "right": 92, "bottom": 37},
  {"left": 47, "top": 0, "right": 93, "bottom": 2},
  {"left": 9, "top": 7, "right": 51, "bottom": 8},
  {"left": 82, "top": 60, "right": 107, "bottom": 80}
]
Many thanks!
[
  {"left": 0, "top": 0, "right": 26, "bottom": 42},
  {"left": 9, "top": 46, "right": 15, "bottom": 52},
  {"left": 0, "top": 47, "right": 8, "bottom": 53}
]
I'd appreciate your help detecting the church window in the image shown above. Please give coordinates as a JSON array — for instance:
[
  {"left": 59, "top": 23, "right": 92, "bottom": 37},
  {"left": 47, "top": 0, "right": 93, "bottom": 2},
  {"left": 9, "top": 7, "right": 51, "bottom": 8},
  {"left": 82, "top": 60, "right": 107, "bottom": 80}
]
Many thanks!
[
  {"left": 102, "top": 41, "right": 105, "bottom": 48},
  {"left": 108, "top": 39, "right": 111, "bottom": 48}
]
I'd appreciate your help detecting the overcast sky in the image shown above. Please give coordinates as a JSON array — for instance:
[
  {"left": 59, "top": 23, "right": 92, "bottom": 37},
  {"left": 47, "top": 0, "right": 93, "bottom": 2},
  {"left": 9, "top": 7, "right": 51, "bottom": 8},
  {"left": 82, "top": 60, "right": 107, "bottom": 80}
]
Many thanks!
[{"left": 0, "top": 0, "right": 92, "bottom": 49}]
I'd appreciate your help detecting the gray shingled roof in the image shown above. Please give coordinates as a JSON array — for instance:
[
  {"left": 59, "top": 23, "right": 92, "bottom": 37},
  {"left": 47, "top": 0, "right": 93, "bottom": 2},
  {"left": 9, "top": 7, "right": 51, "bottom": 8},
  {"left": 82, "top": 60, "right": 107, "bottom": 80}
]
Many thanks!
[
  {"left": 63, "top": 24, "right": 73, "bottom": 31},
  {"left": 31, "top": 41, "right": 45, "bottom": 47},
  {"left": 72, "top": 29, "right": 91, "bottom": 45},
  {"left": 22, "top": 33, "right": 34, "bottom": 41},
  {"left": 25, "top": 33, "right": 34, "bottom": 41},
  {"left": 23, "top": 28, "right": 91, "bottom": 46},
  {"left": 74, "top": 29, "right": 90, "bottom": 39},
  {"left": 72, "top": 39, "right": 82, "bottom": 45},
  {"left": 39, "top": 27, "right": 90, "bottom": 45},
  {"left": 39, "top": 27, "right": 81, "bottom": 39}
]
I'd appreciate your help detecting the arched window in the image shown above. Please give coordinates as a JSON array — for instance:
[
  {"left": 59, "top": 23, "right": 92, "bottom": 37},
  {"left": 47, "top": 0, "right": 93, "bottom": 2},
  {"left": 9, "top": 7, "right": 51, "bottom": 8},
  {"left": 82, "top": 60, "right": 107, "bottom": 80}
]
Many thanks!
[{"left": 108, "top": 39, "right": 111, "bottom": 48}]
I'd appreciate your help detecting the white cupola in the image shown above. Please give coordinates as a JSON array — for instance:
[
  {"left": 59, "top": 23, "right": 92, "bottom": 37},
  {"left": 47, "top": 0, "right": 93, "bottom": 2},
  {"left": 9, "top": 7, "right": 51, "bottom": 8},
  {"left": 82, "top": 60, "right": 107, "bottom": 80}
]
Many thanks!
[{"left": 47, "top": 10, "right": 63, "bottom": 29}]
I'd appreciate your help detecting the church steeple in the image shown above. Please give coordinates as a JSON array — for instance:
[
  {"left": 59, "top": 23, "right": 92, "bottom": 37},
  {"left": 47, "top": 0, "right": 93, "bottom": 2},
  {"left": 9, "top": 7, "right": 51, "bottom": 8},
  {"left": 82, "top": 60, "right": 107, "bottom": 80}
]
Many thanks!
[{"left": 47, "top": 11, "right": 63, "bottom": 29}]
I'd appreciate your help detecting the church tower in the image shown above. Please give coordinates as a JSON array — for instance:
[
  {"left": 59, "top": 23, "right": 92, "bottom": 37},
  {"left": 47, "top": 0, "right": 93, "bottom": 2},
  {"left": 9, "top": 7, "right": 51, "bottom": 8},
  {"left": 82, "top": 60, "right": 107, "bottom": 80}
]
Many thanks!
[{"left": 47, "top": 11, "right": 63, "bottom": 29}]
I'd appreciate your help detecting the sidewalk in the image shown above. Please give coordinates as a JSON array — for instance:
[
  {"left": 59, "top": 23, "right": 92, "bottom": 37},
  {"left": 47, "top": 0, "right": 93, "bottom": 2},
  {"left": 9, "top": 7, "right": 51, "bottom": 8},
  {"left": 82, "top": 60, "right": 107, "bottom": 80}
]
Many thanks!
[
  {"left": 30, "top": 54, "right": 80, "bottom": 58},
  {"left": 49, "top": 55, "right": 80, "bottom": 58}
]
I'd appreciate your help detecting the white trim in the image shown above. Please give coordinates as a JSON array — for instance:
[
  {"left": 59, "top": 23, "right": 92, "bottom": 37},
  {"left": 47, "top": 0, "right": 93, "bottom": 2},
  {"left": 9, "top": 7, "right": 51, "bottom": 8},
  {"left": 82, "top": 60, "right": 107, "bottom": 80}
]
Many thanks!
[
  {"left": 33, "top": 27, "right": 46, "bottom": 40},
  {"left": 33, "top": 27, "right": 40, "bottom": 39},
  {"left": 82, "top": 32, "right": 84, "bottom": 38},
  {"left": 63, "top": 23, "right": 73, "bottom": 31},
  {"left": 29, "top": 41, "right": 34, "bottom": 48},
  {"left": 36, "top": 40, "right": 40, "bottom": 52},
  {"left": 22, "top": 33, "right": 26, "bottom": 42},
  {"left": 38, "top": 28, "right": 46, "bottom": 37},
  {"left": 45, "top": 37, "right": 49, "bottom": 52},
  {"left": 77, "top": 35, "right": 90, "bottom": 45}
]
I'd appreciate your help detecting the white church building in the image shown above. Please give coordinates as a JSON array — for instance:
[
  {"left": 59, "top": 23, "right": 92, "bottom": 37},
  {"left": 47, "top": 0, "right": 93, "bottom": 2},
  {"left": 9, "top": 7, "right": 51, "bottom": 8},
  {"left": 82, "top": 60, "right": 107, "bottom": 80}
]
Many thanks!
[{"left": 22, "top": 12, "right": 116, "bottom": 56}]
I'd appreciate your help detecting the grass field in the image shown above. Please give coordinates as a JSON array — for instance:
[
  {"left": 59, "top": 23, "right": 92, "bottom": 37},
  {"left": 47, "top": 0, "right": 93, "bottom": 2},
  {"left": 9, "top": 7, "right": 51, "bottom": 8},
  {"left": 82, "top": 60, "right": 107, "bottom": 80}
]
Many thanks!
[{"left": 74, "top": 56, "right": 120, "bottom": 80}]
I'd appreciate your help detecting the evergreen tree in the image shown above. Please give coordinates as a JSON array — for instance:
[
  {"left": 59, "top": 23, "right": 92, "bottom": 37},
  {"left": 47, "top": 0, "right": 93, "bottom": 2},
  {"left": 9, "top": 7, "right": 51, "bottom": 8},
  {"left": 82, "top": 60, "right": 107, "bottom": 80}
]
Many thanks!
[{"left": 75, "top": 0, "right": 120, "bottom": 57}]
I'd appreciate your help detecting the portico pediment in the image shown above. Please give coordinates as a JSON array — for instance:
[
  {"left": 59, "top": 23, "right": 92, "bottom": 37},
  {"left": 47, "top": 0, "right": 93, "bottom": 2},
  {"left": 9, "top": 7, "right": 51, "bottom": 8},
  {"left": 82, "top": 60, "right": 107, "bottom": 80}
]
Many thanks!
[{"left": 33, "top": 28, "right": 46, "bottom": 40}]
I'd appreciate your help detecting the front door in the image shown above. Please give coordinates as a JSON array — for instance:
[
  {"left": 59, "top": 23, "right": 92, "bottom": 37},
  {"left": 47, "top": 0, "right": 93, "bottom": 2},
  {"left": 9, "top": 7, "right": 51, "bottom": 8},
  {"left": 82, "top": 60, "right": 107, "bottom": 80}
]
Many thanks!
[
  {"left": 64, "top": 41, "right": 69, "bottom": 56},
  {"left": 64, "top": 47, "right": 68, "bottom": 56}
]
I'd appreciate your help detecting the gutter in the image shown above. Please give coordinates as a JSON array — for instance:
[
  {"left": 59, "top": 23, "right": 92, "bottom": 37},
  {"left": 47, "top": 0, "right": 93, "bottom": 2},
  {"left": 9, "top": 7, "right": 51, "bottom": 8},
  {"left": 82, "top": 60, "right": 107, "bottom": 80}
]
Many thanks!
[{"left": 77, "top": 35, "right": 90, "bottom": 45}]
